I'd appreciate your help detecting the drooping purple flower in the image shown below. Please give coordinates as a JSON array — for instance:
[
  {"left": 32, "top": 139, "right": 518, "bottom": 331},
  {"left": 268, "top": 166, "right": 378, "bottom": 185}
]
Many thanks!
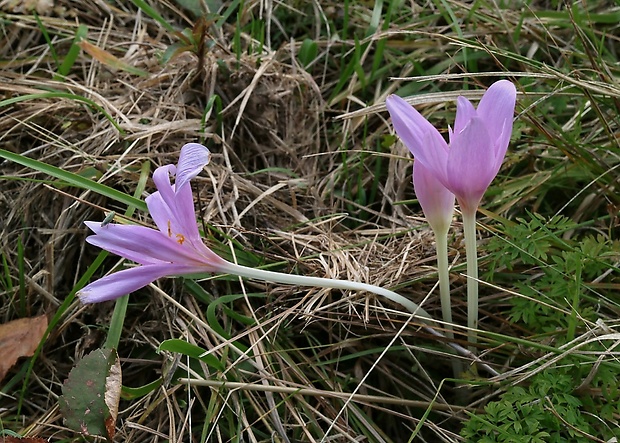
[
  {"left": 386, "top": 80, "right": 517, "bottom": 215},
  {"left": 75, "top": 144, "right": 445, "bottom": 339},
  {"left": 77, "top": 143, "right": 230, "bottom": 303}
]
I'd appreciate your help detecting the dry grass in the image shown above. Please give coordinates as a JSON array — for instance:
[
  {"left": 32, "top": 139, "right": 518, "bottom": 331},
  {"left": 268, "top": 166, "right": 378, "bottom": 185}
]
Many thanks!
[{"left": 1, "top": 1, "right": 620, "bottom": 442}]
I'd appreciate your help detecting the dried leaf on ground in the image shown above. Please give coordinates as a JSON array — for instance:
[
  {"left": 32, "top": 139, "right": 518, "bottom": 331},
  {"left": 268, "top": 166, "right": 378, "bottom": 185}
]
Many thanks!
[
  {"left": 78, "top": 40, "right": 149, "bottom": 77},
  {"left": 0, "top": 315, "right": 48, "bottom": 382}
]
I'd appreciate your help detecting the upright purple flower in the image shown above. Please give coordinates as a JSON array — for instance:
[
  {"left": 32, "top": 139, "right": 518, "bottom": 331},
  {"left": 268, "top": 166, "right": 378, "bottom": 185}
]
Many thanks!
[
  {"left": 77, "top": 143, "right": 230, "bottom": 303},
  {"left": 386, "top": 80, "right": 516, "bottom": 216},
  {"left": 386, "top": 80, "right": 517, "bottom": 348}
]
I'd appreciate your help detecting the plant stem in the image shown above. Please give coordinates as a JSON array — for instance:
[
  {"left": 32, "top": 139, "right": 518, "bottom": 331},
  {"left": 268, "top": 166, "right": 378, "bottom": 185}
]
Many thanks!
[
  {"left": 435, "top": 229, "right": 453, "bottom": 340},
  {"left": 462, "top": 208, "right": 479, "bottom": 350},
  {"left": 222, "top": 262, "right": 498, "bottom": 376},
  {"left": 435, "top": 227, "right": 463, "bottom": 377},
  {"left": 224, "top": 262, "right": 433, "bottom": 322},
  {"left": 105, "top": 295, "right": 129, "bottom": 350}
]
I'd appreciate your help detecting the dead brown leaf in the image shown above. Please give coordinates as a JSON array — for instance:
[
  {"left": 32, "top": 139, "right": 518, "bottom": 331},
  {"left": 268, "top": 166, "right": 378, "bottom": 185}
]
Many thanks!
[
  {"left": 0, "top": 315, "right": 48, "bottom": 381},
  {"left": 78, "top": 40, "right": 148, "bottom": 77},
  {"left": 104, "top": 351, "right": 122, "bottom": 440}
]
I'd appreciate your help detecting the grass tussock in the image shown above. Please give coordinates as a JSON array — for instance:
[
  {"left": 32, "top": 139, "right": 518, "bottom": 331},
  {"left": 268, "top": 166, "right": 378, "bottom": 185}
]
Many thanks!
[{"left": 1, "top": 0, "right": 620, "bottom": 442}]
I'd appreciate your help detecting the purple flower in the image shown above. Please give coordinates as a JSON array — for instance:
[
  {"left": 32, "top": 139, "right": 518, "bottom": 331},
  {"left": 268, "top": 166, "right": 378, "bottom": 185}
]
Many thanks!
[
  {"left": 413, "top": 160, "right": 455, "bottom": 235},
  {"left": 386, "top": 80, "right": 517, "bottom": 215},
  {"left": 75, "top": 145, "right": 442, "bottom": 337},
  {"left": 77, "top": 143, "right": 230, "bottom": 303}
]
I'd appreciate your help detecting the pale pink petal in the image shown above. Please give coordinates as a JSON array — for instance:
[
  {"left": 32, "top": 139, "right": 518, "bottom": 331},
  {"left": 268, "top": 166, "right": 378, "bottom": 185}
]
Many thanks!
[
  {"left": 84, "top": 222, "right": 203, "bottom": 265},
  {"left": 149, "top": 146, "right": 210, "bottom": 248},
  {"left": 413, "top": 161, "right": 454, "bottom": 234},
  {"left": 145, "top": 192, "right": 176, "bottom": 239},
  {"left": 493, "top": 120, "right": 512, "bottom": 175},
  {"left": 152, "top": 164, "right": 176, "bottom": 210},
  {"left": 77, "top": 263, "right": 207, "bottom": 303},
  {"left": 142, "top": 196, "right": 228, "bottom": 267},
  {"left": 145, "top": 190, "right": 199, "bottom": 244},
  {"left": 386, "top": 95, "right": 449, "bottom": 171},
  {"left": 421, "top": 130, "right": 450, "bottom": 188},
  {"left": 446, "top": 116, "right": 494, "bottom": 213},
  {"left": 171, "top": 177, "right": 204, "bottom": 244},
  {"left": 454, "top": 96, "right": 476, "bottom": 135},
  {"left": 476, "top": 80, "right": 516, "bottom": 154},
  {"left": 146, "top": 186, "right": 204, "bottom": 252},
  {"left": 191, "top": 240, "right": 229, "bottom": 266},
  {"left": 175, "top": 143, "right": 211, "bottom": 192}
]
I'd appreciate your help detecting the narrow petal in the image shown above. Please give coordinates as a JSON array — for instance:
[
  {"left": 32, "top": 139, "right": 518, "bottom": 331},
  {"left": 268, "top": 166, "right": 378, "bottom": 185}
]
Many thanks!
[
  {"left": 171, "top": 178, "right": 204, "bottom": 245},
  {"left": 493, "top": 119, "right": 511, "bottom": 176},
  {"left": 175, "top": 143, "right": 211, "bottom": 192},
  {"left": 85, "top": 221, "right": 205, "bottom": 265},
  {"left": 454, "top": 96, "right": 476, "bottom": 135},
  {"left": 421, "top": 129, "right": 450, "bottom": 187},
  {"left": 77, "top": 263, "right": 205, "bottom": 303},
  {"left": 151, "top": 164, "right": 177, "bottom": 211},
  {"left": 148, "top": 147, "right": 209, "bottom": 249},
  {"left": 140, "top": 196, "right": 229, "bottom": 269},
  {"left": 145, "top": 189, "right": 204, "bottom": 253},
  {"left": 145, "top": 191, "right": 176, "bottom": 239},
  {"left": 446, "top": 116, "right": 495, "bottom": 212},
  {"left": 476, "top": 80, "right": 516, "bottom": 153},
  {"left": 386, "top": 95, "right": 449, "bottom": 171},
  {"left": 190, "top": 240, "right": 230, "bottom": 268},
  {"left": 413, "top": 161, "right": 454, "bottom": 235}
]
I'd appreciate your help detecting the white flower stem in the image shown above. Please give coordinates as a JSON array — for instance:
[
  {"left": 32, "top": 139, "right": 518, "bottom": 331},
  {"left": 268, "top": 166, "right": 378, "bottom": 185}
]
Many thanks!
[
  {"left": 462, "top": 208, "right": 479, "bottom": 351},
  {"left": 435, "top": 227, "right": 463, "bottom": 377},
  {"left": 435, "top": 229, "right": 454, "bottom": 341},
  {"left": 223, "top": 262, "right": 433, "bottom": 322},
  {"left": 222, "top": 261, "right": 498, "bottom": 376}
]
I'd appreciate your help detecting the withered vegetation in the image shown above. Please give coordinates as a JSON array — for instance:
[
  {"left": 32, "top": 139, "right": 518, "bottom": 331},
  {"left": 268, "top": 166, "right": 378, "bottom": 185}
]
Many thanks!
[{"left": 1, "top": 1, "right": 619, "bottom": 442}]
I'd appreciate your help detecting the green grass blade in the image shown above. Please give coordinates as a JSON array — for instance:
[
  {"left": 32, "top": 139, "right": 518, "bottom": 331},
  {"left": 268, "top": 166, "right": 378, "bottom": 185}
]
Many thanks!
[
  {"left": 55, "top": 24, "right": 88, "bottom": 80},
  {"left": 0, "top": 149, "right": 146, "bottom": 211},
  {"left": 33, "top": 12, "right": 59, "bottom": 66},
  {"left": 0, "top": 92, "right": 125, "bottom": 134},
  {"left": 129, "top": 0, "right": 176, "bottom": 33},
  {"left": 104, "top": 161, "right": 151, "bottom": 350}
]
